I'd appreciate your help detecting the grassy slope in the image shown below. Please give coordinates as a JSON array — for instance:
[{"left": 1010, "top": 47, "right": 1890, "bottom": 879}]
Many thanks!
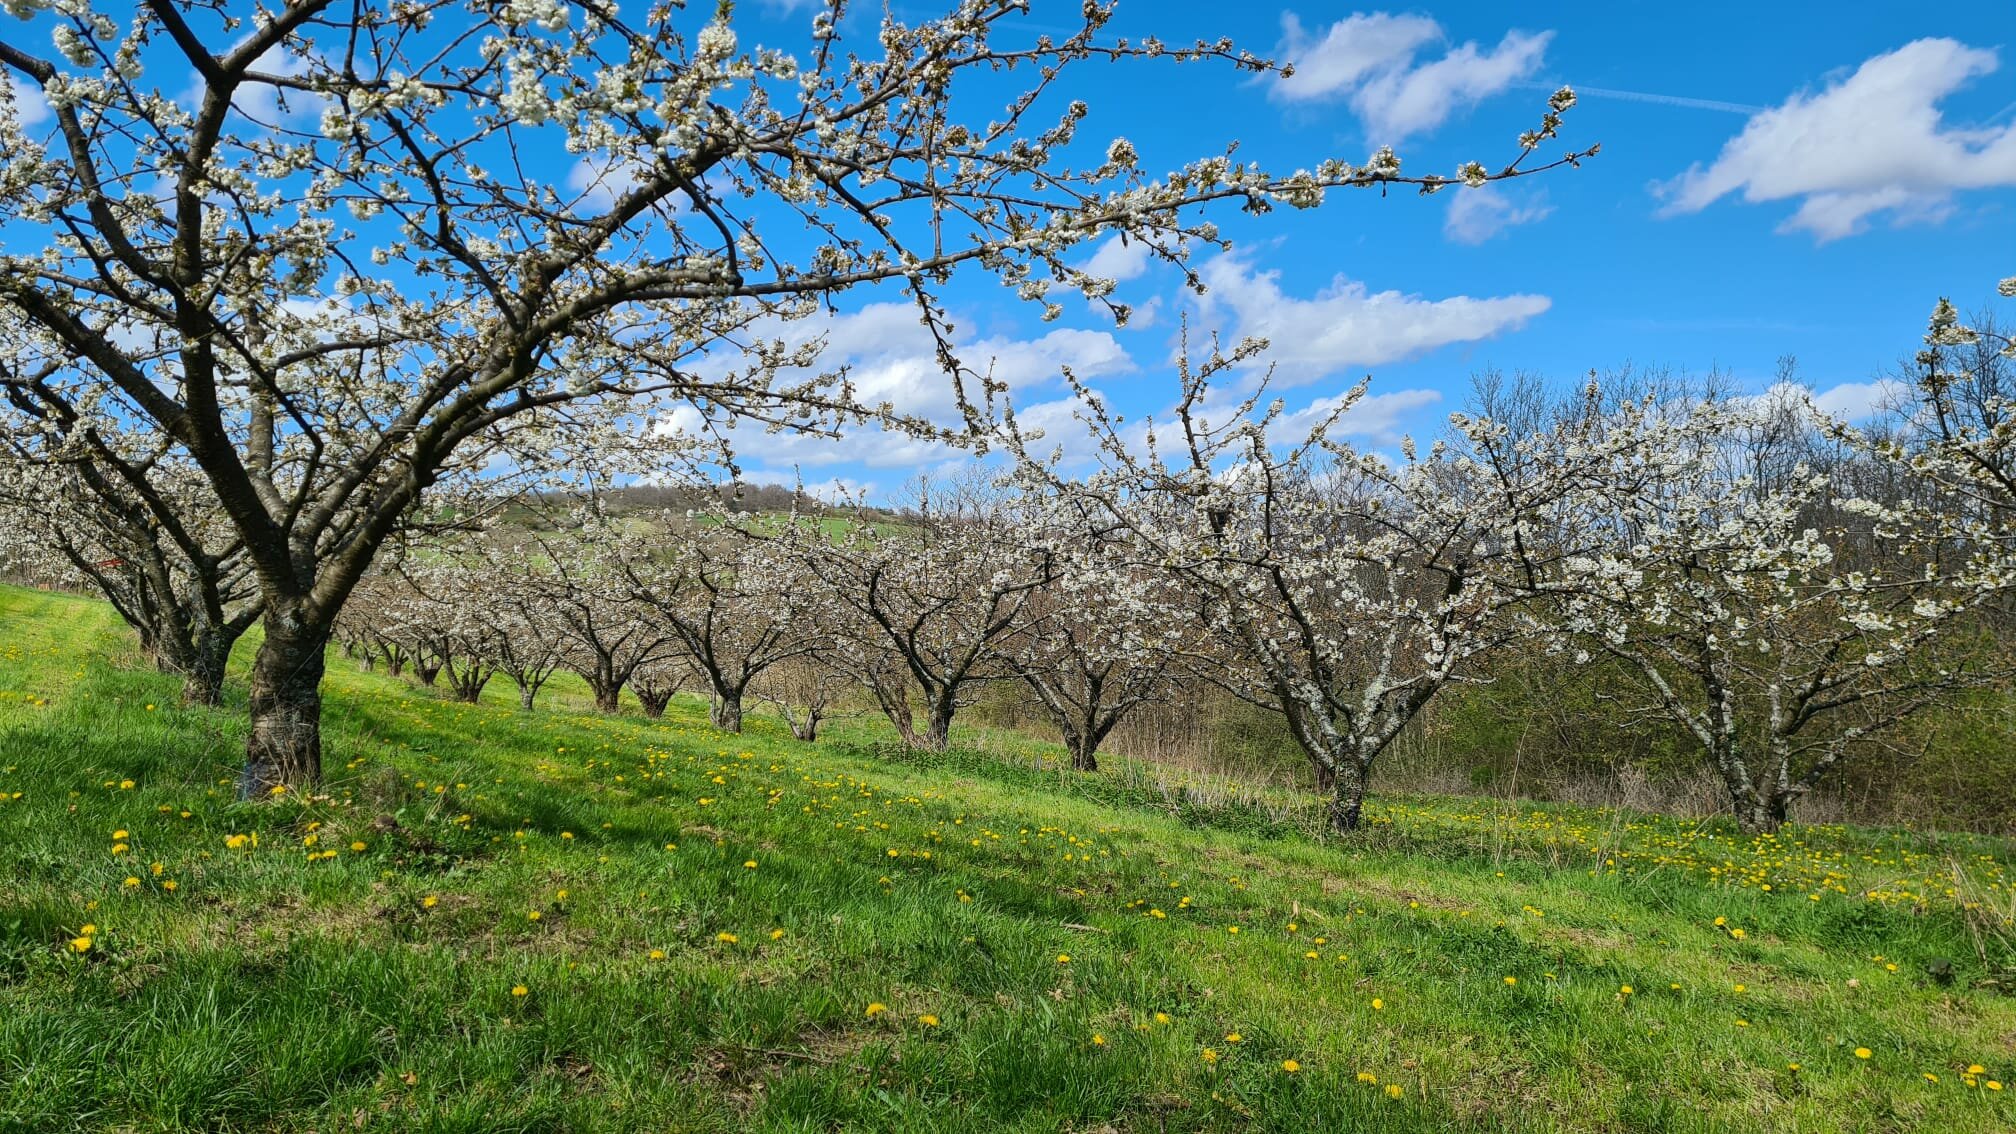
[{"left": 1, "top": 583, "right": 2013, "bottom": 1134}]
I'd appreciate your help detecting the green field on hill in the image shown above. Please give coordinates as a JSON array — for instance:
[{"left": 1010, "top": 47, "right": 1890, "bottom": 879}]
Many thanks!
[{"left": 1, "top": 583, "right": 2012, "bottom": 1133}]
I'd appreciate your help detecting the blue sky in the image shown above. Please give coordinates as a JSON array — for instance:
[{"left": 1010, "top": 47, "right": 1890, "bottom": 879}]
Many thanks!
[
  {"left": 5, "top": 1, "right": 2011, "bottom": 497},
  {"left": 700, "top": 1, "right": 2016, "bottom": 493}
]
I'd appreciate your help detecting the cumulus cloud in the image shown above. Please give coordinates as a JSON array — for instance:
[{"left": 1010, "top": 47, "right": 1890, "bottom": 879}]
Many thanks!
[
  {"left": 566, "top": 156, "right": 651, "bottom": 212},
  {"left": 1444, "top": 186, "right": 1553, "bottom": 244},
  {"left": 1740, "top": 378, "right": 1911, "bottom": 424},
  {"left": 664, "top": 301, "right": 1137, "bottom": 471},
  {"left": 5, "top": 74, "right": 49, "bottom": 128},
  {"left": 1657, "top": 38, "right": 2016, "bottom": 241},
  {"left": 1274, "top": 386, "right": 1444, "bottom": 446},
  {"left": 1271, "top": 12, "right": 1552, "bottom": 141},
  {"left": 1077, "top": 235, "right": 1153, "bottom": 284},
  {"left": 1807, "top": 378, "right": 1911, "bottom": 421},
  {"left": 1190, "top": 254, "right": 1551, "bottom": 386}
]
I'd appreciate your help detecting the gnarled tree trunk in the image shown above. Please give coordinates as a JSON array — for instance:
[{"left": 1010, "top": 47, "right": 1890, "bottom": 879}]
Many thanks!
[
  {"left": 242, "top": 608, "right": 330, "bottom": 795},
  {"left": 709, "top": 691, "right": 743, "bottom": 732}
]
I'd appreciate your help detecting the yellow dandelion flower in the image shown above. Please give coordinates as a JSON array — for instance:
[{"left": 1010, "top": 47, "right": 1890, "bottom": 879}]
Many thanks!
[
  {"left": 1356, "top": 1072, "right": 1378, "bottom": 1084},
  {"left": 1090, "top": 1034, "right": 1106, "bottom": 1046},
  {"left": 511, "top": 985, "right": 528, "bottom": 997},
  {"left": 917, "top": 1014, "right": 940, "bottom": 1027},
  {"left": 1854, "top": 1048, "right": 1872, "bottom": 1060},
  {"left": 69, "top": 936, "right": 92, "bottom": 953},
  {"left": 526, "top": 910, "right": 542, "bottom": 921},
  {"left": 121, "top": 876, "right": 139, "bottom": 888},
  {"left": 1281, "top": 1059, "right": 1301, "bottom": 1073},
  {"left": 1503, "top": 976, "right": 1518, "bottom": 986},
  {"left": 716, "top": 932, "right": 739, "bottom": 943},
  {"left": 1385, "top": 1084, "right": 1404, "bottom": 1099},
  {"left": 1201, "top": 1048, "right": 1219, "bottom": 1064},
  {"left": 1056, "top": 953, "right": 1071, "bottom": 964}
]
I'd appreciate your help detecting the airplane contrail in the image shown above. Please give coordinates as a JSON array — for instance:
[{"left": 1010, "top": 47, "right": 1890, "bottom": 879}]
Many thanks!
[{"left": 1518, "top": 80, "right": 1764, "bottom": 116}]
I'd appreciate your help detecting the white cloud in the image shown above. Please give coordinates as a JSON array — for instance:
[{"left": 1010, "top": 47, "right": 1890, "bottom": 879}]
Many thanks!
[
  {"left": 1443, "top": 186, "right": 1553, "bottom": 244},
  {"left": 1657, "top": 38, "right": 2016, "bottom": 241},
  {"left": 566, "top": 155, "right": 651, "bottom": 211},
  {"left": 1077, "top": 235, "right": 1153, "bottom": 283},
  {"left": 1275, "top": 386, "right": 1443, "bottom": 446},
  {"left": 1808, "top": 378, "right": 1910, "bottom": 421},
  {"left": 1740, "top": 378, "right": 1910, "bottom": 424},
  {"left": 664, "top": 300, "right": 1137, "bottom": 471},
  {"left": 1272, "top": 12, "right": 1552, "bottom": 141},
  {"left": 1190, "top": 254, "right": 1551, "bottom": 386},
  {"left": 179, "top": 44, "right": 320, "bottom": 125},
  {"left": 5, "top": 74, "right": 49, "bottom": 128}
]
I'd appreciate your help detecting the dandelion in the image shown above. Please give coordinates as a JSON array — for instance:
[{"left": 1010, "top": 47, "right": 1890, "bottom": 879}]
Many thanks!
[
  {"left": 1153, "top": 1012, "right": 1172, "bottom": 1025},
  {"left": 1056, "top": 953, "right": 1071, "bottom": 964},
  {"left": 162, "top": 881, "right": 177, "bottom": 891},
  {"left": 511, "top": 985, "right": 528, "bottom": 997},
  {"left": 1201, "top": 1048, "right": 1219, "bottom": 1064},
  {"left": 422, "top": 896, "right": 438, "bottom": 908},
  {"left": 1356, "top": 1071, "right": 1378, "bottom": 1084},
  {"left": 917, "top": 1014, "right": 940, "bottom": 1027},
  {"left": 769, "top": 928, "right": 785, "bottom": 940},
  {"left": 1987, "top": 1080, "right": 2002, "bottom": 1091},
  {"left": 1503, "top": 976, "right": 1518, "bottom": 986},
  {"left": 526, "top": 910, "right": 542, "bottom": 921},
  {"left": 1225, "top": 1032, "right": 1243, "bottom": 1043},
  {"left": 224, "top": 834, "right": 249, "bottom": 849},
  {"left": 1281, "top": 1059, "right": 1301, "bottom": 1073},
  {"left": 1854, "top": 1048, "right": 1872, "bottom": 1060},
  {"left": 1370, "top": 998, "right": 1384, "bottom": 1010},
  {"left": 69, "top": 936, "right": 92, "bottom": 953},
  {"left": 1968, "top": 1065, "right": 1985, "bottom": 1075},
  {"left": 111, "top": 843, "right": 129, "bottom": 855},
  {"left": 716, "top": 932, "right": 739, "bottom": 943},
  {"left": 1619, "top": 985, "right": 1634, "bottom": 996},
  {"left": 743, "top": 860, "right": 757, "bottom": 869},
  {"left": 350, "top": 841, "right": 367, "bottom": 852},
  {"left": 1923, "top": 1073, "right": 1939, "bottom": 1083},
  {"left": 1090, "top": 1033, "right": 1106, "bottom": 1046},
  {"left": 648, "top": 949, "right": 666, "bottom": 960},
  {"left": 1385, "top": 1084, "right": 1404, "bottom": 1099},
  {"left": 112, "top": 830, "right": 128, "bottom": 839},
  {"left": 121, "top": 876, "right": 139, "bottom": 888}
]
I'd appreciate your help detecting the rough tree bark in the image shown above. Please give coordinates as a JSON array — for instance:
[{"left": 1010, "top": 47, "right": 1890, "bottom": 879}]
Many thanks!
[{"left": 242, "top": 607, "right": 331, "bottom": 794}]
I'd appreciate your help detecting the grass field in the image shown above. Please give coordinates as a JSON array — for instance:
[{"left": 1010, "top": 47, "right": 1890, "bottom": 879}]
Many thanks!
[{"left": 2, "top": 582, "right": 2013, "bottom": 1133}]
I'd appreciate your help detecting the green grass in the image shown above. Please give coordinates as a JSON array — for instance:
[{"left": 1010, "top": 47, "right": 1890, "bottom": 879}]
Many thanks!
[{"left": 2, "top": 582, "right": 2013, "bottom": 1133}]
